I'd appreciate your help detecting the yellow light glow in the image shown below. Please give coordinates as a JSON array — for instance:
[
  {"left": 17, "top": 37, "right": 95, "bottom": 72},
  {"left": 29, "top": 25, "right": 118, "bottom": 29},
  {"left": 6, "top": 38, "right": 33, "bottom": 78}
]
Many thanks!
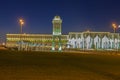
[
  {"left": 21, "top": 22, "right": 24, "bottom": 25},
  {"left": 112, "top": 23, "right": 117, "bottom": 29},
  {"left": 19, "top": 19, "right": 24, "bottom": 25},
  {"left": 19, "top": 19, "right": 23, "bottom": 22}
]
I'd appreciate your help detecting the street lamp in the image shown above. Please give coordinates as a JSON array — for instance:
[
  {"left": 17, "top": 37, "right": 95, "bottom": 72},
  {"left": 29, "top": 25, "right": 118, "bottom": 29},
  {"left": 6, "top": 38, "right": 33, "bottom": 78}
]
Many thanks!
[
  {"left": 19, "top": 19, "right": 24, "bottom": 34},
  {"left": 112, "top": 23, "right": 117, "bottom": 33},
  {"left": 19, "top": 18, "right": 24, "bottom": 51},
  {"left": 112, "top": 23, "right": 118, "bottom": 49}
]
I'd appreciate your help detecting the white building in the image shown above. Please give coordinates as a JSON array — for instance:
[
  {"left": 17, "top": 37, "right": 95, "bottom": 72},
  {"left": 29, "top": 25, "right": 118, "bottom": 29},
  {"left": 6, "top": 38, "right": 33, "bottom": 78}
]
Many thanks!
[{"left": 68, "top": 31, "right": 120, "bottom": 50}]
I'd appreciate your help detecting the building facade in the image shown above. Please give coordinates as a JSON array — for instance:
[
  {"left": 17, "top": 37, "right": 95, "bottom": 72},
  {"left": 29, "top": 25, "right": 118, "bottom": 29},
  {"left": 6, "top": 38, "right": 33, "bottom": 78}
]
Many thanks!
[
  {"left": 68, "top": 31, "right": 120, "bottom": 50},
  {"left": 6, "top": 34, "right": 68, "bottom": 51},
  {"left": 6, "top": 31, "right": 120, "bottom": 51}
]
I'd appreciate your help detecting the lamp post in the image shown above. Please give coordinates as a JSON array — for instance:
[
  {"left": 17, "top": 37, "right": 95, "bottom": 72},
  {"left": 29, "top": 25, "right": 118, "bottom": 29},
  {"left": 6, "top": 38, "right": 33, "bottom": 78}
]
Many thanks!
[
  {"left": 118, "top": 25, "right": 120, "bottom": 50},
  {"left": 112, "top": 23, "right": 117, "bottom": 49},
  {"left": 112, "top": 23, "right": 117, "bottom": 33},
  {"left": 19, "top": 19, "right": 24, "bottom": 34},
  {"left": 19, "top": 19, "right": 24, "bottom": 51}
]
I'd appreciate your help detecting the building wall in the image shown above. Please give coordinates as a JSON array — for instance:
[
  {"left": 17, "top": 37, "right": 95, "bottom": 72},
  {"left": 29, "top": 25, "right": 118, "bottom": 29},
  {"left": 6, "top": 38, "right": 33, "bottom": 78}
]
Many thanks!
[
  {"left": 6, "top": 34, "right": 68, "bottom": 51},
  {"left": 68, "top": 31, "right": 120, "bottom": 50},
  {"left": 6, "top": 31, "right": 120, "bottom": 51}
]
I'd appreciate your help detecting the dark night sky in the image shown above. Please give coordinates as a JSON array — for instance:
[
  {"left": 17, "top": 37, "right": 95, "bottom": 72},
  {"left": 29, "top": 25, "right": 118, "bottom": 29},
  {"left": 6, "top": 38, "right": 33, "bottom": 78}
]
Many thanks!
[{"left": 1, "top": 0, "right": 120, "bottom": 41}]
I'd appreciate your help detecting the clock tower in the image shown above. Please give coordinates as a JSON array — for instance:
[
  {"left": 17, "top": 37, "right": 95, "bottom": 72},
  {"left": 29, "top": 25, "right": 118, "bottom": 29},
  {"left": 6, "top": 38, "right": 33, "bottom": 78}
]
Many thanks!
[{"left": 52, "top": 16, "right": 62, "bottom": 51}]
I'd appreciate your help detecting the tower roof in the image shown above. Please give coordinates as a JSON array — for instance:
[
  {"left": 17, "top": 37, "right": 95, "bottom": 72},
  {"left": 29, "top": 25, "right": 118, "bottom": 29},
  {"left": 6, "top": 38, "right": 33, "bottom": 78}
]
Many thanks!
[{"left": 53, "top": 15, "right": 61, "bottom": 20}]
